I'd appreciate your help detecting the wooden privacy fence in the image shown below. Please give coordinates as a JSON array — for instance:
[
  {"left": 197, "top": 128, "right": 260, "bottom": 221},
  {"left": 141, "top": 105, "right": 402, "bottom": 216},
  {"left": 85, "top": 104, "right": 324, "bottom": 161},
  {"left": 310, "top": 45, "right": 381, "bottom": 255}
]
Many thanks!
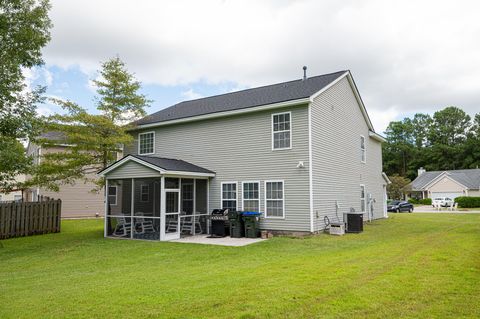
[{"left": 0, "top": 197, "right": 62, "bottom": 239}]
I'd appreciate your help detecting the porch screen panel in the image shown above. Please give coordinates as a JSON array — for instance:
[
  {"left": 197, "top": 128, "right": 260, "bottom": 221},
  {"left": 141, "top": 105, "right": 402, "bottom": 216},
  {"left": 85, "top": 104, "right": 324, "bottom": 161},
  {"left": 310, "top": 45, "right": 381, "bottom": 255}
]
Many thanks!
[
  {"left": 195, "top": 179, "right": 207, "bottom": 214},
  {"left": 107, "top": 179, "right": 132, "bottom": 216},
  {"left": 133, "top": 178, "right": 161, "bottom": 218},
  {"left": 106, "top": 179, "right": 132, "bottom": 238},
  {"left": 181, "top": 179, "right": 194, "bottom": 215}
]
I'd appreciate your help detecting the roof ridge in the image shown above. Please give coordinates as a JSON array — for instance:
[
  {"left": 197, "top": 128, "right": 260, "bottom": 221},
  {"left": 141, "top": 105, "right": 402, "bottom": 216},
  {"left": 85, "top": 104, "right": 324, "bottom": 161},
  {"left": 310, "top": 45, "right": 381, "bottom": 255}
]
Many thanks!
[{"left": 172, "top": 70, "right": 348, "bottom": 105}]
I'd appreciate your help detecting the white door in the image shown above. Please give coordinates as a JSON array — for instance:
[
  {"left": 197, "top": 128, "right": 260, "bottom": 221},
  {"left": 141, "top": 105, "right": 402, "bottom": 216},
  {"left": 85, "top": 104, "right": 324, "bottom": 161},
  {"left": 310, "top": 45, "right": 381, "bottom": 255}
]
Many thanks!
[
  {"left": 163, "top": 190, "right": 180, "bottom": 240},
  {"left": 431, "top": 192, "right": 463, "bottom": 200}
]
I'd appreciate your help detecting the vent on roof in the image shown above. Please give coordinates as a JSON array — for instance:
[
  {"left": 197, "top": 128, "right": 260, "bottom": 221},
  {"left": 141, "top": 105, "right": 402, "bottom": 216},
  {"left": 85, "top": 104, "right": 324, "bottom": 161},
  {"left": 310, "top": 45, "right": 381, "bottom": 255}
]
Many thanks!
[{"left": 303, "top": 66, "right": 307, "bottom": 81}]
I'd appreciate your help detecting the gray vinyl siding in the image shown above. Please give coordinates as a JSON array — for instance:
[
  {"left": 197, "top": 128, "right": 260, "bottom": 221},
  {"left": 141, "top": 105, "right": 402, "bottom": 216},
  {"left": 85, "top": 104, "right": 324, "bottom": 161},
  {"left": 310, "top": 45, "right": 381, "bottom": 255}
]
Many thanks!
[
  {"left": 106, "top": 161, "right": 161, "bottom": 179},
  {"left": 310, "top": 77, "right": 386, "bottom": 231},
  {"left": 126, "top": 106, "right": 311, "bottom": 231}
]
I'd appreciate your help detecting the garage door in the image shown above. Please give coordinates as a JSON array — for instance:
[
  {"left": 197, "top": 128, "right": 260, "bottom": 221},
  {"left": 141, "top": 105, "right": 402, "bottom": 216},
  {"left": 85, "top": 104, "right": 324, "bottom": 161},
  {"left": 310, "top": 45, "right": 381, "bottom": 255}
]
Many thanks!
[{"left": 431, "top": 192, "right": 463, "bottom": 200}]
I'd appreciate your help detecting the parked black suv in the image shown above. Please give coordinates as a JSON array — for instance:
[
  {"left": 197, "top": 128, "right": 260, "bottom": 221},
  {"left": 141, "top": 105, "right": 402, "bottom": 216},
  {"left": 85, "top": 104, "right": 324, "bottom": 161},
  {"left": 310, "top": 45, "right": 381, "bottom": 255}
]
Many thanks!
[{"left": 387, "top": 200, "right": 414, "bottom": 213}]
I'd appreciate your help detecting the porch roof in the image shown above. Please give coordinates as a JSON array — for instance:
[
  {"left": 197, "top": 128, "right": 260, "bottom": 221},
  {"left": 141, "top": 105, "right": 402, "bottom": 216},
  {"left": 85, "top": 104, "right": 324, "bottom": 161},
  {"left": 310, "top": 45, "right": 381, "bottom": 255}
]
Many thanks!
[{"left": 98, "top": 154, "right": 215, "bottom": 177}]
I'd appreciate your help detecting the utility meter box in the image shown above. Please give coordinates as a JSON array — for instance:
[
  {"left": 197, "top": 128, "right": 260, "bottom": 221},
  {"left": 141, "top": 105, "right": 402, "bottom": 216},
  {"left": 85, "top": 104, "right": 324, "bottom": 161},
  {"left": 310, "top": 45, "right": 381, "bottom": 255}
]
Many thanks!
[{"left": 329, "top": 222, "right": 345, "bottom": 236}]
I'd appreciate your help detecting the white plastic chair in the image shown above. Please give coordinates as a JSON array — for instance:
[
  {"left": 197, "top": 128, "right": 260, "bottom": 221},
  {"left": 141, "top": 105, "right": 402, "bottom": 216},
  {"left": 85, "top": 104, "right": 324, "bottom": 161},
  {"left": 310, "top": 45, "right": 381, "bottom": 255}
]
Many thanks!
[
  {"left": 112, "top": 217, "right": 132, "bottom": 237},
  {"left": 449, "top": 202, "right": 458, "bottom": 212}
]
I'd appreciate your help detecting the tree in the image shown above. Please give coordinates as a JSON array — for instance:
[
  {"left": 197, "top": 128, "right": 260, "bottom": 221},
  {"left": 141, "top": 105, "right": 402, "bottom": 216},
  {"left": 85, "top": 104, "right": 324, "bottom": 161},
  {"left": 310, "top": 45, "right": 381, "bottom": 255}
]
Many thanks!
[
  {"left": 387, "top": 175, "right": 411, "bottom": 200},
  {"left": 427, "top": 107, "right": 472, "bottom": 170},
  {"left": 29, "top": 57, "right": 151, "bottom": 191},
  {"left": 428, "top": 106, "right": 471, "bottom": 146},
  {"left": 383, "top": 120, "right": 415, "bottom": 177},
  {"left": 0, "top": 0, "right": 51, "bottom": 192}
]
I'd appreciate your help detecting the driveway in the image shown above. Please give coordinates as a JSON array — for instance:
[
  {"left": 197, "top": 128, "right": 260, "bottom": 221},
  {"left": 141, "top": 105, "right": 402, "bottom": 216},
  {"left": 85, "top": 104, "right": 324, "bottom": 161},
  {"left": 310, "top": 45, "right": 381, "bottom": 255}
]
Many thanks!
[{"left": 413, "top": 205, "right": 480, "bottom": 213}]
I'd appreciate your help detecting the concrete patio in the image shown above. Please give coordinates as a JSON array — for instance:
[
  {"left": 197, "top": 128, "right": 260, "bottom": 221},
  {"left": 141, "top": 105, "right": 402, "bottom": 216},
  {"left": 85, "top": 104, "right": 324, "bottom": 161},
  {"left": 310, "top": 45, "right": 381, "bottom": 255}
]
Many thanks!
[{"left": 171, "top": 234, "right": 267, "bottom": 246}]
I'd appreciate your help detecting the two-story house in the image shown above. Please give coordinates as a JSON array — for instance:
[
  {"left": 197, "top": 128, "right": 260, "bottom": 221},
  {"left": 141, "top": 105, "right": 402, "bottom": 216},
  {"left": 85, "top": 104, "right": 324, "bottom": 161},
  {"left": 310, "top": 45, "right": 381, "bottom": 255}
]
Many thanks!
[
  {"left": 25, "top": 132, "right": 105, "bottom": 218},
  {"left": 98, "top": 70, "right": 390, "bottom": 241}
]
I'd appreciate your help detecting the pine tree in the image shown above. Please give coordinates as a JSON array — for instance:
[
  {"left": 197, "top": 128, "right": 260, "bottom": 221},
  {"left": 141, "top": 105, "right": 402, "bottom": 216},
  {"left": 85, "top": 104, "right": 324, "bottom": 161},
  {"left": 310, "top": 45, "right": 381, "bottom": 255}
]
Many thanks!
[{"left": 28, "top": 57, "right": 151, "bottom": 191}]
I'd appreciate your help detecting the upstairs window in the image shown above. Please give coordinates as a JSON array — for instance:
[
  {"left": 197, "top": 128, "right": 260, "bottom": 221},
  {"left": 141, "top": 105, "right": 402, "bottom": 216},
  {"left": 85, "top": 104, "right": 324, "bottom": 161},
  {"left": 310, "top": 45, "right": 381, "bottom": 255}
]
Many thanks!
[
  {"left": 139, "top": 132, "right": 155, "bottom": 155},
  {"left": 221, "top": 182, "right": 237, "bottom": 211},
  {"left": 272, "top": 112, "right": 291, "bottom": 150},
  {"left": 242, "top": 182, "right": 260, "bottom": 212},
  {"left": 360, "top": 135, "right": 366, "bottom": 163}
]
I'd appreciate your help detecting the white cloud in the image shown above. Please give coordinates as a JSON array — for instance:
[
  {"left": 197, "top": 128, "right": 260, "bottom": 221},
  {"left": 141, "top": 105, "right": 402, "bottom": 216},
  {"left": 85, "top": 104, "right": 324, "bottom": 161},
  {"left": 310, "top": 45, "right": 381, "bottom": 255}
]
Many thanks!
[
  {"left": 369, "top": 107, "right": 400, "bottom": 134},
  {"left": 43, "top": 0, "right": 480, "bottom": 133},
  {"left": 36, "top": 106, "right": 54, "bottom": 116},
  {"left": 181, "top": 88, "right": 203, "bottom": 100},
  {"left": 43, "top": 69, "right": 53, "bottom": 86}
]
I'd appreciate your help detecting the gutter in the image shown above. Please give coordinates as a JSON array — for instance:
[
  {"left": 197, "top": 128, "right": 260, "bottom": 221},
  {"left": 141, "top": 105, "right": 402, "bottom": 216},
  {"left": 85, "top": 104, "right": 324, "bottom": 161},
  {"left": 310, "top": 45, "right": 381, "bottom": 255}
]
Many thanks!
[{"left": 369, "top": 131, "right": 387, "bottom": 143}]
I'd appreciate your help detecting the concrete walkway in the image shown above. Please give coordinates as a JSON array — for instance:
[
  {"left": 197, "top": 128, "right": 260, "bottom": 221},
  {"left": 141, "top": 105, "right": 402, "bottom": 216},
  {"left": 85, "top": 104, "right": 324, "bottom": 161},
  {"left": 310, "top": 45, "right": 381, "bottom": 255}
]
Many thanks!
[
  {"left": 171, "top": 234, "right": 267, "bottom": 246},
  {"left": 413, "top": 205, "right": 480, "bottom": 213}
]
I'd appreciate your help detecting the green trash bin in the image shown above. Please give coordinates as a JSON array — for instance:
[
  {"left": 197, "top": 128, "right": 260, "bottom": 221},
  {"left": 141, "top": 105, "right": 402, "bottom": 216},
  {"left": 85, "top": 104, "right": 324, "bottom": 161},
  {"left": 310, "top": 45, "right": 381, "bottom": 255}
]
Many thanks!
[
  {"left": 228, "top": 211, "right": 244, "bottom": 238},
  {"left": 242, "top": 211, "right": 261, "bottom": 238}
]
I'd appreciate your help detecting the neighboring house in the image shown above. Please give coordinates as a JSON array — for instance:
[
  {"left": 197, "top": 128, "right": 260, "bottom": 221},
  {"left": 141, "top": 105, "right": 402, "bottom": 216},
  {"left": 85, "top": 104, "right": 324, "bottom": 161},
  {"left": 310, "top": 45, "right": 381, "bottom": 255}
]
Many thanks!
[
  {"left": 404, "top": 167, "right": 480, "bottom": 200},
  {"left": 98, "top": 70, "right": 390, "bottom": 241},
  {"left": 25, "top": 132, "right": 105, "bottom": 218},
  {"left": 0, "top": 174, "right": 25, "bottom": 202}
]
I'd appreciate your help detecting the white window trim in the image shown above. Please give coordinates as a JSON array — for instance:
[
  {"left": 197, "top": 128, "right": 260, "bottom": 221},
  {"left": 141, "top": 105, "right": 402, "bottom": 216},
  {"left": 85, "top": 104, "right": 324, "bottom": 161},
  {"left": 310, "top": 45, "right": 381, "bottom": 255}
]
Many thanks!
[
  {"left": 360, "top": 135, "right": 366, "bottom": 163},
  {"left": 241, "top": 181, "right": 261, "bottom": 212},
  {"left": 138, "top": 131, "right": 155, "bottom": 155},
  {"left": 264, "top": 180, "right": 285, "bottom": 219},
  {"left": 271, "top": 111, "right": 292, "bottom": 151},
  {"left": 360, "top": 184, "right": 366, "bottom": 213},
  {"left": 220, "top": 181, "right": 238, "bottom": 211},
  {"left": 140, "top": 184, "right": 149, "bottom": 202},
  {"left": 108, "top": 185, "right": 118, "bottom": 206}
]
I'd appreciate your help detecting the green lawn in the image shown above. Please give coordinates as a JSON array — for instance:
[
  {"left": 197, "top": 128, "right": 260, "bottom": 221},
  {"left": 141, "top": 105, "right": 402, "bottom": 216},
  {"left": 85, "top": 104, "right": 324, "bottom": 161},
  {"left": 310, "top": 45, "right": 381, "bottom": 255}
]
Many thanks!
[{"left": 1, "top": 214, "right": 479, "bottom": 318}]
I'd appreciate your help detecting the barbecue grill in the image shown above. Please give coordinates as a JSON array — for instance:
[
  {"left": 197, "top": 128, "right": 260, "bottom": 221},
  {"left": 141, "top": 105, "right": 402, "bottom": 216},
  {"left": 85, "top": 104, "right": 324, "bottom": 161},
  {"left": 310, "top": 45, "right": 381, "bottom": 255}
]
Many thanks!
[{"left": 208, "top": 209, "right": 230, "bottom": 237}]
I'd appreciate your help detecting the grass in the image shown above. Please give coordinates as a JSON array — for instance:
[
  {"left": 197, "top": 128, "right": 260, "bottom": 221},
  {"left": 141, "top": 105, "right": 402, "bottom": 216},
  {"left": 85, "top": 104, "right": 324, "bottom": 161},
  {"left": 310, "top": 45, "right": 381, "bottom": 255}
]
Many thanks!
[{"left": 0, "top": 214, "right": 479, "bottom": 319}]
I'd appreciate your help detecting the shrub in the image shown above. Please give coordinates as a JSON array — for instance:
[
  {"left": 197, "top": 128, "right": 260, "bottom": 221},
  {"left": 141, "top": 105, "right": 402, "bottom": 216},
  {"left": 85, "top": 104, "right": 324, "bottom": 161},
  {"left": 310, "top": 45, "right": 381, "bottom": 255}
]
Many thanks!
[
  {"left": 454, "top": 196, "right": 480, "bottom": 208},
  {"left": 408, "top": 198, "right": 432, "bottom": 205}
]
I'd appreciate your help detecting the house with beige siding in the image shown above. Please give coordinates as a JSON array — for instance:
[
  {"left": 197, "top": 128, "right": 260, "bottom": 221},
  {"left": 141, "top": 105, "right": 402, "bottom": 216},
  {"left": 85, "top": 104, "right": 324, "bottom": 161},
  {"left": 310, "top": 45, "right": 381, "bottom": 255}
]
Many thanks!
[
  {"left": 405, "top": 167, "right": 480, "bottom": 200},
  {"left": 25, "top": 132, "right": 104, "bottom": 218},
  {"left": 98, "top": 70, "right": 390, "bottom": 241}
]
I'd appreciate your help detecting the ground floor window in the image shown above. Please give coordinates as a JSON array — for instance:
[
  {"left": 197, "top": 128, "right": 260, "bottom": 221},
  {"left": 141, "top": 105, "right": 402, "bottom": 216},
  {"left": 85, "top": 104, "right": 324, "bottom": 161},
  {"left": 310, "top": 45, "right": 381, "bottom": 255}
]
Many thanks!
[
  {"left": 221, "top": 182, "right": 237, "bottom": 210},
  {"left": 108, "top": 185, "right": 117, "bottom": 206},
  {"left": 242, "top": 182, "right": 260, "bottom": 212},
  {"left": 360, "top": 184, "right": 366, "bottom": 212},
  {"left": 265, "top": 181, "right": 284, "bottom": 218}
]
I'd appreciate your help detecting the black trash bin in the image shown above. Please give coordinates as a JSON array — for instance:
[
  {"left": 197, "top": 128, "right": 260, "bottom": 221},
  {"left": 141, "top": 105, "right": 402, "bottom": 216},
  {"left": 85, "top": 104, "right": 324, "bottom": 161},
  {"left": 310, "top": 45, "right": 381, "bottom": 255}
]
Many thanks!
[
  {"left": 242, "top": 211, "right": 261, "bottom": 238},
  {"left": 345, "top": 213, "right": 363, "bottom": 233},
  {"left": 228, "top": 211, "right": 244, "bottom": 238}
]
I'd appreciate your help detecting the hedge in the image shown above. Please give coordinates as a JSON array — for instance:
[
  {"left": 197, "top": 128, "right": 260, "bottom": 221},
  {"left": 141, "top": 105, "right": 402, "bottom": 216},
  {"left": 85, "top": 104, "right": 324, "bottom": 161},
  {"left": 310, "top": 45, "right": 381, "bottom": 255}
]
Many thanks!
[
  {"left": 408, "top": 198, "right": 432, "bottom": 205},
  {"left": 454, "top": 196, "right": 480, "bottom": 208}
]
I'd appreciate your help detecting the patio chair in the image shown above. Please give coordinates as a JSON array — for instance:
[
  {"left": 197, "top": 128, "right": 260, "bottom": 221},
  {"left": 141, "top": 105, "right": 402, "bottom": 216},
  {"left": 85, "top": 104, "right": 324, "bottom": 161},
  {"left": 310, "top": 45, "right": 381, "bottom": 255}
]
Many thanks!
[
  {"left": 448, "top": 202, "right": 458, "bottom": 212},
  {"left": 135, "top": 218, "right": 156, "bottom": 234},
  {"left": 166, "top": 219, "right": 179, "bottom": 233},
  {"left": 181, "top": 215, "right": 203, "bottom": 235},
  {"left": 133, "top": 212, "right": 156, "bottom": 234},
  {"left": 112, "top": 217, "right": 132, "bottom": 237}
]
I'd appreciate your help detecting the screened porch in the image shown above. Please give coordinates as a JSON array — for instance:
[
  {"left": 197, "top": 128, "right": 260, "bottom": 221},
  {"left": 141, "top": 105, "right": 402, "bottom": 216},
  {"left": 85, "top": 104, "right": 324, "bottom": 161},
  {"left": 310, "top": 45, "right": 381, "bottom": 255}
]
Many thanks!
[{"left": 105, "top": 177, "right": 210, "bottom": 241}]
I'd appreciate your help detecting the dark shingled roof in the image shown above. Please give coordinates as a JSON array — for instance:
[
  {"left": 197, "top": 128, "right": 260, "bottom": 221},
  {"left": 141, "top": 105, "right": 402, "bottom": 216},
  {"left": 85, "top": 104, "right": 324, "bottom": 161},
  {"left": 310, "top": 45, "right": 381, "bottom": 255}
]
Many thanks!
[
  {"left": 411, "top": 169, "right": 480, "bottom": 190},
  {"left": 131, "top": 155, "right": 214, "bottom": 174},
  {"left": 135, "top": 71, "right": 347, "bottom": 126}
]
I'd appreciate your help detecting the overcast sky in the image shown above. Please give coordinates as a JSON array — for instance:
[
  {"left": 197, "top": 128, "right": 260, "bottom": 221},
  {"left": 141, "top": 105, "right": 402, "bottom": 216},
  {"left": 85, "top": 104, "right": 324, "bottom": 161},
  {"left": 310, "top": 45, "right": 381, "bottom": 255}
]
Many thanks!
[{"left": 29, "top": 0, "right": 480, "bottom": 133}]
